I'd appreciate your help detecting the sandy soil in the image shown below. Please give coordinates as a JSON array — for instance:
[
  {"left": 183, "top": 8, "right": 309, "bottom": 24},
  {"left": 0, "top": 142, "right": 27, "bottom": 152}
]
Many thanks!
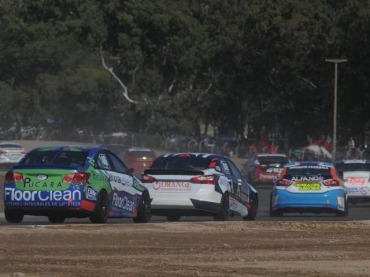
[
  {"left": 1, "top": 141, "right": 370, "bottom": 277},
  {"left": 1, "top": 221, "right": 370, "bottom": 277}
]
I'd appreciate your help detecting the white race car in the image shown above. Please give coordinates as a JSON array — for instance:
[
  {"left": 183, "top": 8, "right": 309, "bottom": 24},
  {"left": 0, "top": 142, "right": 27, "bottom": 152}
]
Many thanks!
[
  {"left": 141, "top": 153, "right": 258, "bottom": 221},
  {"left": 335, "top": 160, "right": 370, "bottom": 204}
]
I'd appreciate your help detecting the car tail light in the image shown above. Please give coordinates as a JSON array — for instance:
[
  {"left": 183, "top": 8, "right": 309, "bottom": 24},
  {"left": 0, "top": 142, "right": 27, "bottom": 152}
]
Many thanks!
[
  {"left": 141, "top": 175, "right": 157, "bottom": 183},
  {"left": 136, "top": 157, "right": 153, "bottom": 162},
  {"left": 63, "top": 172, "right": 90, "bottom": 185},
  {"left": 179, "top": 154, "right": 192, "bottom": 158},
  {"left": 255, "top": 165, "right": 264, "bottom": 174},
  {"left": 5, "top": 172, "right": 23, "bottom": 183},
  {"left": 275, "top": 179, "right": 293, "bottom": 186},
  {"left": 0, "top": 150, "right": 8, "bottom": 154},
  {"left": 190, "top": 175, "right": 218, "bottom": 185},
  {"left": 323, "top": 179, "right": 341, "bottom": 186}
]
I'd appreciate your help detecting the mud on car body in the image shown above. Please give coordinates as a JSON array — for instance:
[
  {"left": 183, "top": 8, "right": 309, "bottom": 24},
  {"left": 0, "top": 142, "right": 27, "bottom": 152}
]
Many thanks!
[
  {"left": 3, "top": 146, "right": 151, "bottom": 224},
  {"left": 141, "top": 153, "right": 258, "bottom": 221}
]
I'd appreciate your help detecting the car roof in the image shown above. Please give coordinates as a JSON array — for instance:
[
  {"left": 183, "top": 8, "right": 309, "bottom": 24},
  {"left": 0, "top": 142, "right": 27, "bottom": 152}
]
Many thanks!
[
  {"left": 284, "top": 161, "right": 334, "bottom": 168},
  {"left": 0, "top": 141, "right": 23, "bottom": 147},
  {"left": 127, "top": 147, "right": 154, "bottom": 152},
  {"left": 31, "top": 146, "right": 99, "bottom": 152},
  {"left": 257, "top": 153, "right": 287, "bottom": 157},
  {"left": 160, "top": 153, "right": 226, "bottom": 159},
  {"left": 335, "top": 159, "right": 370, "bottom": 164}
]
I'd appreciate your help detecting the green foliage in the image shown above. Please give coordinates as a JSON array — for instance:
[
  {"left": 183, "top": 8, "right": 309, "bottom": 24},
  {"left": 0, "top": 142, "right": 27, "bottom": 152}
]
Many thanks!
[{"left": 0, "top": 0, "right": 368, "bottom": 146}]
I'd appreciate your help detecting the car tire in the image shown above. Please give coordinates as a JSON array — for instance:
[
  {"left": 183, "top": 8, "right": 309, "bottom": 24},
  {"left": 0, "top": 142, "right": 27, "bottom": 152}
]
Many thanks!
[
  {"left": 48, "top": 214, "right": 66, "bottom": 223},
  {"left": 89, "top": 190, "right": 109, "bottom": 223},
  {"left": 270, "top": 194, "right": 283, "bottom": 217},
  {"left": 243, "top": 197, "right": 258, "bottom": 221},
  {"left": 336, "top": 199, "right": 348, "bottom": 217},
  {"left": 5, "top": 210, "right": 24, "bottom": 223},
  {"left": 214, "top": 193, "right": 229, "bottom": 221},
  {"left": 166, "top": 215, "right": 181, "bottom": 222},
  {"left": 133, "top": 191, "right": 152, "bottom": 223}
]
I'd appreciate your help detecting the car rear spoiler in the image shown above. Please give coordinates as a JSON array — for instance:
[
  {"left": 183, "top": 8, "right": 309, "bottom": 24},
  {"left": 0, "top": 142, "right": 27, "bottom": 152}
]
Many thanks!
[{"left": 143, "top": 168, "right": 205, "bottom": 176}]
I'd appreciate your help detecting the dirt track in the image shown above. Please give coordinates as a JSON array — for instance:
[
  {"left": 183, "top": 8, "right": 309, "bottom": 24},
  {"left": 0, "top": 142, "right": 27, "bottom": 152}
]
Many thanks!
[
  {"left": 1, "top": 221, "right": 370, "bottom": 276},
  {"left": 1, "top": 141, "right": 370, "bottom": 276}
]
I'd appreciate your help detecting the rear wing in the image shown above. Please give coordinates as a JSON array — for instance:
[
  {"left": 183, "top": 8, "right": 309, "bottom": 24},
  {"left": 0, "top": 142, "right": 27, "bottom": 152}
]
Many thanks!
[{"left": 144, "top": 168, "right": 205, "bottom": 176}]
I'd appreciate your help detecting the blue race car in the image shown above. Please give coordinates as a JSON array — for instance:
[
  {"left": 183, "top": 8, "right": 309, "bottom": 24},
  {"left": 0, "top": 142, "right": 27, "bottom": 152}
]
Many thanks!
[{"left": 270, "top": 161, "right": 348, "bottom": 217}]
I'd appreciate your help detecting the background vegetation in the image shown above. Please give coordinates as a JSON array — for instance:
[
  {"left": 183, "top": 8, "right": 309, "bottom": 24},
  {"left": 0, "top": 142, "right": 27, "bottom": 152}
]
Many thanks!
[{"left": 0, "top": 0, "right": 369, "bottom": 149}]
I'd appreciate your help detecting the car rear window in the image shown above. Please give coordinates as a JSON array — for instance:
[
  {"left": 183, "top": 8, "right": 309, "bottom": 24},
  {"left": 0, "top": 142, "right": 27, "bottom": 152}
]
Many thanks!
[
  {"left": 127, "top": 150, "right": 156, "bottom": 158},
  {"left": 0, "top": 144, "right": 22, "bottom": 149},
  {"left": 19, "top": 150, "right": 88, "bottom": 167},
  {"left": 100, "top": 145, "right": 129, "bottom": 157},
  {"left": 284, "top": 165, "right": 332, "bottom": 180},
  {"left": 151, "top": 155, "right": 212, "bottom": 170},
  {"left": 258, "top": 156, "right": 289, "bottom": 165}
]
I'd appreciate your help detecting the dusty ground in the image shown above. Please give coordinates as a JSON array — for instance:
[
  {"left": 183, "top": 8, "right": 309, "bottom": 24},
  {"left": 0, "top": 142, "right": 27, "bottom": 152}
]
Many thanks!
[
  {"left": 1, "top": 221, "right": 370, "bottom": 276},
  {"left": 1, "top": 141, "right": 370, "bottom": 277}
]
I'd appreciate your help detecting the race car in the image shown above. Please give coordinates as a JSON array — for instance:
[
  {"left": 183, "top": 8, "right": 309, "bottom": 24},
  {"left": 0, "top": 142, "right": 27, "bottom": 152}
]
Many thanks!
[
  {"left": 270, "top": 161, "right": 348, "bottom": 217},
  {"left": 3, "top": 146, "right": 151, "bottom": 224},
  {"left": 335, "top": 160, "right": 370, "bottom": 204},
  {"left": 141, "top": 153, "right": 258, "bottom": 221},
  {"left": 241, "top": 153, "right": 289, "bottom": 185},
  {"left": 0, "top": 141, "right": 27, "bottom": 166}
]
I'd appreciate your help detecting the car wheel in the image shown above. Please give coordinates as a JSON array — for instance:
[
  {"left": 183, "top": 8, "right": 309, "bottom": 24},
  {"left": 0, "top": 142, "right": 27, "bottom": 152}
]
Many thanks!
[
  {"left": 243, "top": 197, "right": 258, "bottom": 221},
  {"left": 89, "top": 190, "right": 109, "bottom": 223},
  {"left": 166, "top": 215, "right": 181, "bottom": 222},
  {"left": 5, "top": 210, "right": 24, "bottom": 223},
  {"left": 269, "top": 194, "right": 283, "bottom": 217},
  {"left": 48, "top": 214, "right": 66, "bottom": 223},
  {"left": 133, "top": 191, "right": 152, "bottom": 223},
  {"left": 214, "top": 193, "right": 229, "bottom": 221},
  {"left": 336, "top": 199, "right": 348, "bottom": 217}
]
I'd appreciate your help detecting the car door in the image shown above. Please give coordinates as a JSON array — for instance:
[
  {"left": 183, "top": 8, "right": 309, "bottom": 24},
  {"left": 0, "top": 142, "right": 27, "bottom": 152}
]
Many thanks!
[
  {"left": 95, "top": 151, "right": 139, "bottom": 217},
  {"left": 226, "top": 158, "right": 250, "bottom": 205}
]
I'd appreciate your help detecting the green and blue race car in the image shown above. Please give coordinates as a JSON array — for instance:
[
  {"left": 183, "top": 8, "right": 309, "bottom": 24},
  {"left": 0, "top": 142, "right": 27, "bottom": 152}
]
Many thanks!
[{"left": 3, "top": 146, "right": 151, "bottom": 224}]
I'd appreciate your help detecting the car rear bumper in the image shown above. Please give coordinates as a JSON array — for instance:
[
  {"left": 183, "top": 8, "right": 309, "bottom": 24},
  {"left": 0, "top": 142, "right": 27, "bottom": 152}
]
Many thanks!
[
  {"left": 149, "top": 190, "right": 223, "bottom": 213},
  {"left": 271, "top": 189, "right": 346, "bottom": 212}
]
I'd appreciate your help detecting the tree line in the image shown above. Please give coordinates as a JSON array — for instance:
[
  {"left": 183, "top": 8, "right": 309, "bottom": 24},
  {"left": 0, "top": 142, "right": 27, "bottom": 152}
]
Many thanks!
[{"left": 0, "top": 0, "right": 369, "bottom": 148}]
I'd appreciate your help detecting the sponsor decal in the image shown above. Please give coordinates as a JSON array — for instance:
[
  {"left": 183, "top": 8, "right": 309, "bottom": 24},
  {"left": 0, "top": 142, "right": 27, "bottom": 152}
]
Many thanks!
[
  {"left": 105, "top": 171, "right": 133, "bottom": 191},
  {"left": 266, "top": 168, "right": 282, "bottom": 173},
  {"left": 22, "top": 177, "right": 63, "bottom": 189},
  {"left": 4, "top": 186, "right": 82, "bottom": 207},
  {"left": 294, "top": 183, "right": 321, "bottom": 191},
  {"left": 112, "top": 193, "right": 136, "bottom": 212},
  {"left": 153, "top": 181, "right": 191, "bottom": 191},
  {"left": 347, "top": 177, "right": 366, "bottom": 186},
  {"left": 360, "top": 187, "right": 370, "bottom": 195},
  {"left": 292, "top": 176, "right": 324, "bottom": 181},
  {"left": 290, "top": 165, "right": 329, "bottom": 170},
  {"left": 86, "top": 186, "right": 98, "bottom": 201},
  {"left": 346, "top": 187, "right": 370, "bottom": 195},
  {"left": 258, "top": 174, "right": 277, "bottom": 180}
]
